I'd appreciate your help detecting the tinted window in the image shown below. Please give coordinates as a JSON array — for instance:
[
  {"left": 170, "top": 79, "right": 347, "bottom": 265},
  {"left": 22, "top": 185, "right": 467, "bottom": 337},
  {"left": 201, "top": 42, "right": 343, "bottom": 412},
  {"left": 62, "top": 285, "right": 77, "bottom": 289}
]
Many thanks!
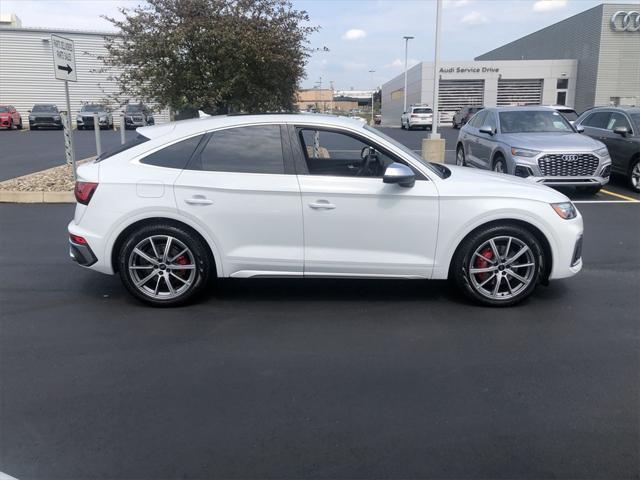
[
  {"left": 557, "top": 78, "right": 569, "bottom": 89},
  {"left": 126, "top": 104, "right": 145, "bottom": 113},
  {"left": 412, "top": 108, "right": 432, "bottom": 114},
  {"left": 81, "top": 104, "right": 106, "bottom": 112},
  {"left": 583, "top": 112, "right": 611, "bottom": 129},
  {"left": 499, "top": 110, "right": 573, "bottom": 133},
  {"left": 97, "top": 134, "right": 150, "bottom": 162},
  {"left": 33, "top": 105, "right": 58, "bottom": 113},
  {"left": 141, "top": 135, "right": 203, "bottom": 169},
  {"left": 192, "top": 125, "right": 284, "bottom": 174},
  {"left": 607, "top": 112, "right": 632, "bottom": 132},
  {"left": 630, "top": 113, "right": 640, "bottom": 132}
]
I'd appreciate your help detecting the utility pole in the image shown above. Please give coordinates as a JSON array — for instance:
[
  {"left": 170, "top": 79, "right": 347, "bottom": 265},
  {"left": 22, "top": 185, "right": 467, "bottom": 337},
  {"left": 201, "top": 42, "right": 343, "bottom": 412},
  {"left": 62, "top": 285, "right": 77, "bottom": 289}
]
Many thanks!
[{"left": 403, "top": 36, "right": 414, "bottom": 114}]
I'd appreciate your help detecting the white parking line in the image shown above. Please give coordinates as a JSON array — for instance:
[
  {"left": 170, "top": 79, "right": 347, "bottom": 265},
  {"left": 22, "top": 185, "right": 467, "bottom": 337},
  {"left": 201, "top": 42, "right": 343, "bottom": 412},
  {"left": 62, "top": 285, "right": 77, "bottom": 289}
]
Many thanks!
[{"left": 0, "top": 471, "right": 19, "bottom": 480}]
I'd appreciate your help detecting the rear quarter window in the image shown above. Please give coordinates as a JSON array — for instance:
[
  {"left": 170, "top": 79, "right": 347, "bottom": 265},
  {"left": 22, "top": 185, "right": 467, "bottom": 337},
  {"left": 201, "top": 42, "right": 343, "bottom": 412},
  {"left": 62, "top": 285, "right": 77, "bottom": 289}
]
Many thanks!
[
  {"left": 96, "top": 134, "right": 150, "bottom": 162},
  {"left": 140, "top": 135, "right": 204, "bottom": 169}
]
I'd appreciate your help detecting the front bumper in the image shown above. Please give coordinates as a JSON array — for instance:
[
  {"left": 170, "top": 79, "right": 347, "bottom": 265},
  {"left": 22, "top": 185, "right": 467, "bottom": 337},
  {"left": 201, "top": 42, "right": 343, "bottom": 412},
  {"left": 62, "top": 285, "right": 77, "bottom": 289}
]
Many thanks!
[
  {"left": 512, "top": 153, "right": 611, "bottom": 188},
  {"left": 0, "top": 118, "right": 11, "bottom": 128},
  {"left": 30, "top": 120, "right": 63, "bottom": 128}
]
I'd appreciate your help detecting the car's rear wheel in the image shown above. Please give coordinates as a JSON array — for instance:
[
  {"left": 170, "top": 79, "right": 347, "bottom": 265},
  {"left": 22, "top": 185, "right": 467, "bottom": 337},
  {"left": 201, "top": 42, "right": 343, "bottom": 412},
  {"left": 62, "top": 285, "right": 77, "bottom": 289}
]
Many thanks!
[
  {"left": 629, "top": 158, "right": 640, "bottom": 193},
  {"left": 456, "top": 145, "right": 466, "bottom": 166},
  {"left": 118, "top": 224, "right": 212, "bottom": 307},
  {"left": 452, "top": 224, "right": 543, "bottom": 307}
]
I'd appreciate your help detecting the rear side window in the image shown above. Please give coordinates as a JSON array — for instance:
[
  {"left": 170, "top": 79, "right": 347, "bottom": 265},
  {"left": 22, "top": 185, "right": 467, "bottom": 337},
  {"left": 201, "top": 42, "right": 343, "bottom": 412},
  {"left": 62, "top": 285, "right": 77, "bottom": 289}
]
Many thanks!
[
  {"left": 140, "top": 135, "right": 204, "bottom": 169},
  {"left": 96, "top": 134, "right": 150, "bottom": 162},
  {"left": 583, "top": 112, "right": 611, "bottom": 129},
  {"left": 189, "top": 125, "right": 285, "bottom": 174}
]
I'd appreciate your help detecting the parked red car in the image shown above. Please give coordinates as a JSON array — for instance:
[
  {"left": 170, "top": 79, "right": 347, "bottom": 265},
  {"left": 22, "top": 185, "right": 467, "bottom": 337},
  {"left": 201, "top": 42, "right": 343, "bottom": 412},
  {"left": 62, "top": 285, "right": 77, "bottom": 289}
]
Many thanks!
[{"left": 0, "top": 105, "right": 23, "bottom": 130}]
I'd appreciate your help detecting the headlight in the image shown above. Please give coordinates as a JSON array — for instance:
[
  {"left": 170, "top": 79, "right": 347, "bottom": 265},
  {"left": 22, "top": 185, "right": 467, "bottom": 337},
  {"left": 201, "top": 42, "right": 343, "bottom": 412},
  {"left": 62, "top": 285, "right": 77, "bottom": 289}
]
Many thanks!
[
  {"left": 511, "top": 147, "right": 540, "bottom": 157},
  {"left": 29, "top": 115, "right": 35, "bottom": 120},
  {"left": 551, "top": 202, "right": 577, "bottom": 219},
  {"left": 76, "top": 115, "right": 82, "bottom": 121},
  {"left": 595, "top": 147, "right": 609, "bottom": 157}
]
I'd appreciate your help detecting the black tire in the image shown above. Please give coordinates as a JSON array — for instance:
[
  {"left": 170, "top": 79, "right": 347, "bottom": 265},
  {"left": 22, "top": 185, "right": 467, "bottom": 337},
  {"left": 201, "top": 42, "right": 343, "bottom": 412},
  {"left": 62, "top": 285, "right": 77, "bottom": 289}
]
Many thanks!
[
  {"left": 31, "top": 125, "right": 37, "bottom": 131},
  {"left": 451, "top": 223, "right": 544, "bottom": 307},
  {"left": 576, "top": 185, "right": 602, "bottom": 195},
  {"left": 400, "top": 121, "right": 405, "bottom": 130},
  {"left": 493, "top": 156, "right": 507, "bottom": 174},
  {"left": 118, "top": 224, "right": 213, "bottom": 307},
  {"left": 456, "top": 145, "right": 466, "bottom": 166},
  {"left": 17, "top": 120, "right": 23, "bottom": 130},
  {"left": 77, "top": 125, "right": 83, "bottom": 130},
  {"left": 628, "top": 158, "right": 640, "bottom": 193},
  {"left": 452, "top": 120, "right": 459, "bottom": 129}
]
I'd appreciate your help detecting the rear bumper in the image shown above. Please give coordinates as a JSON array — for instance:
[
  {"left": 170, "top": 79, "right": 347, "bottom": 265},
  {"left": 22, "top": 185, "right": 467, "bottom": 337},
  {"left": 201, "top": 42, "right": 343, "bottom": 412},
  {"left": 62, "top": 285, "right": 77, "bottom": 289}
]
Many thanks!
[{"left": 69, "top": 238, "right": 97, "bottom": 267}]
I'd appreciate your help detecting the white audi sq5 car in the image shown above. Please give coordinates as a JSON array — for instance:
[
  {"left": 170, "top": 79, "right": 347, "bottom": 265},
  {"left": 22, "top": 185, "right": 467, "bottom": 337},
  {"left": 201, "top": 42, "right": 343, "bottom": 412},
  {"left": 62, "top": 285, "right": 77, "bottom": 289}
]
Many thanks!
[{"left": 68, "top": 114, "right": 583, "bottom": 307}]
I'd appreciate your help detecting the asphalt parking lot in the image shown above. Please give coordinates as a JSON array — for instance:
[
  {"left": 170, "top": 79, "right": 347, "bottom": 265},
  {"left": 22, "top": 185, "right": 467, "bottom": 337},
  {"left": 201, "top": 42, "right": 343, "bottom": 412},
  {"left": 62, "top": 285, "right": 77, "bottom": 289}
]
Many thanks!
[{"left": 1, "top": 203, "right": 639, "bottom": 477}]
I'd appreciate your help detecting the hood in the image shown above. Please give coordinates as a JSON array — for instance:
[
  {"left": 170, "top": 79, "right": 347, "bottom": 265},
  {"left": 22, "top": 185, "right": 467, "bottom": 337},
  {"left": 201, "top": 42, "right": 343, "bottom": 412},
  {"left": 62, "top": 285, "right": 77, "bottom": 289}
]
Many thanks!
[
  {"left": 438, "top": 165, "right": 569, "bottom": 203},
  {"left": 500, "top": 132, "right": 604, "bottom": 152}
]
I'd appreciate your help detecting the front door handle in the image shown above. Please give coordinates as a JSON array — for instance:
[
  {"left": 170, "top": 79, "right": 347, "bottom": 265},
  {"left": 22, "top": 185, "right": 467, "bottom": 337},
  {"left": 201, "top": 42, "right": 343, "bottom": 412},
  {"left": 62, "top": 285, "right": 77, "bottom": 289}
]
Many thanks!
[
  {"left": 309, "top": 200, "right": 336, "bottom": 210},
  {"left": 185, "top": 195, "right": 213, "bottom": 205}
]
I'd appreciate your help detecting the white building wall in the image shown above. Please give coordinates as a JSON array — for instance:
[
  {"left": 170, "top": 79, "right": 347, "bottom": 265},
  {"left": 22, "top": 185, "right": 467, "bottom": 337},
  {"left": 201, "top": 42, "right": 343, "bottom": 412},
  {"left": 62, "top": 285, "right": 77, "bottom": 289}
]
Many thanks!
[
  {"left": 0, "top": 27, "right": 170, "bottom": 126},
  {"left": 381, "top": 59, "right": 577, "bottom": 126}
]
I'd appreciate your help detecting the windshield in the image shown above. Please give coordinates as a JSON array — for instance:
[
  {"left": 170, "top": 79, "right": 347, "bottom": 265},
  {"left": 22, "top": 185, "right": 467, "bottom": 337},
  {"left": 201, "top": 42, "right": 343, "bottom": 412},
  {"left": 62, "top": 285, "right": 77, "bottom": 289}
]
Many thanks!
[
  {"left": 0, "top": 107, "right": 9, "bottom": 113},
  {"left": 364, "top": 125, "right": 447, "bottom": 178},
  {"left": 126, "top": 104, "right": 144, "bottom": 113},
  {"left": 557, "top": 109, "right": 578, "bottom": 121},
  {"left": 499, "top": 110, "right": 573, "bottom": 133},
  {"left": 81, "top": 104, "right": 106, "bottom": 112},
  {"left": 33, "top": 105, "right": 58, "bottom": 113},
  {"left": 412, "top": 108, "right": 432, "bottom": 114}
]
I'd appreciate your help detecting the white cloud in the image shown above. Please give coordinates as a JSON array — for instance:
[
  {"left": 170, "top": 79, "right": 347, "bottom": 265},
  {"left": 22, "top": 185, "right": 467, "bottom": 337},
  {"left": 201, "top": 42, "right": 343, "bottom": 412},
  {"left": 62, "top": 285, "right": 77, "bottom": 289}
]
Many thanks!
[
  {"left": 342, "top": 29, "right": 367, "bottom": 41},
  {"left": 532, "top": 0, "right": 568, "bottom": 12},
  {"left": 460, "top": 11, "right": 489, "bottom": 26},
  {"left": 385, "top": 58, "right": 419, "bottom": 69},
  {"left": 443, "top": 0, "right": 473, "bottom": 8}
]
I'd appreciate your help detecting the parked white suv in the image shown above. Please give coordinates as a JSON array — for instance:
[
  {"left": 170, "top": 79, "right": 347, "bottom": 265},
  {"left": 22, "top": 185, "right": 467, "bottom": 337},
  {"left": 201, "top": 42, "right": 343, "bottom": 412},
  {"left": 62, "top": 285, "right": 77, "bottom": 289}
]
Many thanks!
[
  {"left": 401, "top": 106, "right": 433, "bottom": 130},
  {"left": 69, "top": 114, "right": 583, "bottom": 307}
]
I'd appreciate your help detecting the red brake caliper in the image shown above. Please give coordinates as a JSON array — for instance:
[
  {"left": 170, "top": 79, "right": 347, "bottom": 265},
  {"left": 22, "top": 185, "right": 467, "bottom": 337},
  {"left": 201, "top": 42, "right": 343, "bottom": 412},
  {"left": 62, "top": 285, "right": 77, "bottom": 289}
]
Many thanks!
[
  {"left": 474, "top": 247, "right": 494, "bottom": 282},
  {"left": 175, "top": 255, "right": 188, "bottom": 277}
]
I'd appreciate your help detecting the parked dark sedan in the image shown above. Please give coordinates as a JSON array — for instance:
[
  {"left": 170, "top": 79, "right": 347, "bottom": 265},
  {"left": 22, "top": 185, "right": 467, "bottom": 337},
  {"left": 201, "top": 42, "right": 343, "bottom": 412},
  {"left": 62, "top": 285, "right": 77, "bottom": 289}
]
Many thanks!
[
  {"left": 29, "top": 104, "right": 63, "bottom": 130},
  {"left": 452, "top": 106, "right": 484, "bottom": 129},
  {"left": 575, "top": 106, "right": 640, "bottom": 192}
]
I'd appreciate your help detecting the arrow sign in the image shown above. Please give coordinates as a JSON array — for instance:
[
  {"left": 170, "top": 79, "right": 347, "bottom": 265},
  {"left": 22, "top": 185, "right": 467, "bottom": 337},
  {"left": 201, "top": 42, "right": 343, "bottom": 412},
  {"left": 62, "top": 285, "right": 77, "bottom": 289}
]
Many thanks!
[
  {"left": 51, "top": 34, "right": 77, "bottom": 82},
  {"left": 57, "top": 64, "right": 73, "bottom": 75}
]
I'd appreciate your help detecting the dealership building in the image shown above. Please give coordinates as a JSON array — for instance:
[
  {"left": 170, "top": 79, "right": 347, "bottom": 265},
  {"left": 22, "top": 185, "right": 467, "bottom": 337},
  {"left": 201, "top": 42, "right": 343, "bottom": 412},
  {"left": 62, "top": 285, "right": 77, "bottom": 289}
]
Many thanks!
[
  {"left": 0, "top": 18, "right": 170, "bottom": 126},
  {"left": 381, "top": 3, "right": 640, "bottom": 125}
]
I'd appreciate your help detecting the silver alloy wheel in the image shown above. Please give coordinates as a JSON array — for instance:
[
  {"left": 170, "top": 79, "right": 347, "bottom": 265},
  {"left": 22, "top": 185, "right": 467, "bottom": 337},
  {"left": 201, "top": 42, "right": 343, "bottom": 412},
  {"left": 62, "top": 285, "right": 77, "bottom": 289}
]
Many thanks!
[
  {"left": 494, "top": 160, "right": 505, "bottom": 173},
  {"left": 631, "top": 162, "right": 640, "bottom": 190},
  {"left": 456, "top": 148, "right": 465, "bottom": 166},
  {"left": 128, "top": 235, "right": 196, "bottom": 300},
  {"left": 468, "top": 235, "right": 536, "bottom": 301}
]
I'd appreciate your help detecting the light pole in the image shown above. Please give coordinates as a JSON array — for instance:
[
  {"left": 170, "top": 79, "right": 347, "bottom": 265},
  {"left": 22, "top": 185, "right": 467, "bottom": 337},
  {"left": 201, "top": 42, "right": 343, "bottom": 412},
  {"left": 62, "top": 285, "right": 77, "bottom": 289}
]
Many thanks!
[
  {"left": 369, "top": 69, "right": 376, "bottom": 125},
  {"left": 403, "top": 35, "right": 414, "bottom": 114},
  {"left": 430, "top": 0, "right": 442, "bottom": 139}
]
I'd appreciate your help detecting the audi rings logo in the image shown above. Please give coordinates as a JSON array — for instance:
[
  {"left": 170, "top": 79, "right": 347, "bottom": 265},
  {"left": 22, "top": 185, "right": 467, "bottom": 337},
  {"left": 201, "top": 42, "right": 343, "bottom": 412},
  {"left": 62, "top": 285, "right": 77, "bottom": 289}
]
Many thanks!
[
  {"left": 610, "top": 11, "right": 640, "bottom": 32},
  {"left": 563, "top": 155, "right": 578, "bottom": 161}
]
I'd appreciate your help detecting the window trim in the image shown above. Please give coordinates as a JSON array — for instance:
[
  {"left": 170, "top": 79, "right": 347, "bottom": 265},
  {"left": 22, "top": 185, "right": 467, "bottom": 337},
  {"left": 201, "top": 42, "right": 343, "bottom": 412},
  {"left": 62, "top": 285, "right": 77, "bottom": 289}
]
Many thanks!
[{"left": 291, "top": 125, "right": 426, "bottom": 180}]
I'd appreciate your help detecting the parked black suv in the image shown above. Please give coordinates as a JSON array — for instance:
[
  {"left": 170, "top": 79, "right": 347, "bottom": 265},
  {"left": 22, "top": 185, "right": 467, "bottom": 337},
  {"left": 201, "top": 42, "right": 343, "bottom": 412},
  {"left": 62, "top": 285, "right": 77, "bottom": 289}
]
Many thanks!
[
  {"left": 29, "top": 104, "right": 63, "bottom": 130},
  {"left": 575, "top": 106, "right": 640, "bottom": 192},
  {"left": 452, "top": 106, "right": 484, "bottom": 129},
  {"left": 123, "top": 103, "right": 155, "bottom": 130}
]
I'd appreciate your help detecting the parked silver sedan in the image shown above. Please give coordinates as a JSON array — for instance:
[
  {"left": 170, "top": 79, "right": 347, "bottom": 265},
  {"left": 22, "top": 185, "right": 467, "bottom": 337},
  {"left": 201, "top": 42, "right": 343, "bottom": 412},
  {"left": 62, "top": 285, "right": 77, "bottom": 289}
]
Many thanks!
[{"left": 455, "top": 107, "right": 612, "bottom": 194}]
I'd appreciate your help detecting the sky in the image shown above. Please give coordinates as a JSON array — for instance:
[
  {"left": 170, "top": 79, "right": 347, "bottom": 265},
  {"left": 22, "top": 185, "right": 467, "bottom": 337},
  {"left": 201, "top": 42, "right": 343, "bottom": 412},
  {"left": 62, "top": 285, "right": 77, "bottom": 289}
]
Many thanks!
[{"left": 2, "top": 0, "right": 638, "bottom": 90}]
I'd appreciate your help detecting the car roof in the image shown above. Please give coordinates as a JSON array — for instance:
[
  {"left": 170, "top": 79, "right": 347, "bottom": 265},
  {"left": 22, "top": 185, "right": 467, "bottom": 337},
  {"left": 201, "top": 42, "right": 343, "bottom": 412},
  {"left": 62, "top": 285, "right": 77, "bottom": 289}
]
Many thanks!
[
  {"left": 583, "top": 106, "right": 640, "bottom": 114},
  {"left": 137, "top": 113, "right": 369, "bottom": 139},
  {"left": 485, "top": 106, "right": 558, "bottom": 113}
]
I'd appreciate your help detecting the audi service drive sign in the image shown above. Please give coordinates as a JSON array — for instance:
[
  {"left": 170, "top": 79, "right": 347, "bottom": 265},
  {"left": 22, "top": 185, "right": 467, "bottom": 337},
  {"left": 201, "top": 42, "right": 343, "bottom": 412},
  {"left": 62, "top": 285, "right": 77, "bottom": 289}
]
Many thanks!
[{"left": 51, "top": 34, "right": 77, "bottom": 82}]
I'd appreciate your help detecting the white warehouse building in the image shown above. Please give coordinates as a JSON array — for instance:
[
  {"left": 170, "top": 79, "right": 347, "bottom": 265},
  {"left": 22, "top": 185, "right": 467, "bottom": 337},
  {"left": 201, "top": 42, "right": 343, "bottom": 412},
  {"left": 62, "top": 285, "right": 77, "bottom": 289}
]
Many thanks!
[
  {"left": 0, "top": 24, "right": 170, "bottom": 126},
  {"left": 382, "top": 59, "right": 577, "bottom": 126}
]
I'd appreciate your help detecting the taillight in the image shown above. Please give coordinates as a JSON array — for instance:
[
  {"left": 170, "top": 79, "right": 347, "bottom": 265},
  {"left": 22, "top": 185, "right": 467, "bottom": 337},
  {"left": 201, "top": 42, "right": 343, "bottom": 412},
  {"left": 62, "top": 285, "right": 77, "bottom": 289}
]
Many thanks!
[
  {"left": 411, "top": 114, "right": 418, "bottom": 118},
  {"left": 74, "top": 181, "right": 98, "bottom": 205}
]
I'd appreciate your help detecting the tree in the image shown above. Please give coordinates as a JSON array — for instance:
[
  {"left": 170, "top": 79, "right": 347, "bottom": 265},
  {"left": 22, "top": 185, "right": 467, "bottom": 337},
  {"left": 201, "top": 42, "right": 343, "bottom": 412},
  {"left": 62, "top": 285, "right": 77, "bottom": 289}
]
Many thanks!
[{"left": 102, "top": 0, "right": 318, "bottom": 114}]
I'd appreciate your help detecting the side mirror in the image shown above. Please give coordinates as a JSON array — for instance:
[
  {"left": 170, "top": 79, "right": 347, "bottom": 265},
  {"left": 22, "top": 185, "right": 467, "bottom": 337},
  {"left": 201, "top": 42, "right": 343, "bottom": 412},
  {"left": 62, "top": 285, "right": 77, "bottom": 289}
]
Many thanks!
[
  {"left": 575, "top": 125, "right": 585, "bottom": 133},
  {"left": 383, "top": 162, "right": 415, "bottom": 188},
  {"left": 614, "top": 126, "right": 629, "bottom": 137},
  {"left": 479, "top": 125, "right": 494, "bottom": 135}
]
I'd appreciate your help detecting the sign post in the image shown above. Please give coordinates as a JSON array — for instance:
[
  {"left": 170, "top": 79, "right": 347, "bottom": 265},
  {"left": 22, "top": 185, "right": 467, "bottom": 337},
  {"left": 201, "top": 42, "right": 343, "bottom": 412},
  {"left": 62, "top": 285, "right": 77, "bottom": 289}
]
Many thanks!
[{"left": 51, "top": 34, "right": 78, "bottom": 178}]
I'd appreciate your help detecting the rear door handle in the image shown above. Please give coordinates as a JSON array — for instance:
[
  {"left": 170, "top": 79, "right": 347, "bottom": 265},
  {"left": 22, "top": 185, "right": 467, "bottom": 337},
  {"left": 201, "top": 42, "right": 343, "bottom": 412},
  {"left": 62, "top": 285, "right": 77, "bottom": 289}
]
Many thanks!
[
  {"left": 309, "top": 200, "right": 336, "bottom": 210},
  {"left": 185, "top": 195, "right": 213, "bottom": 205}
]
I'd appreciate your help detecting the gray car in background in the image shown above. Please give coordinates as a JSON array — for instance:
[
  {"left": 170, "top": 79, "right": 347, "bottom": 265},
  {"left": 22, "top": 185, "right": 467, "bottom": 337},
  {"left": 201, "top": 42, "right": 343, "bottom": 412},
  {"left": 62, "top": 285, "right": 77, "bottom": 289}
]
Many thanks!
[
  {"left": 455, "top": 106, "right": 611, "bottom": 194},
  {"left": 575, "top": 106, "right": 640, "bottom": 193}
]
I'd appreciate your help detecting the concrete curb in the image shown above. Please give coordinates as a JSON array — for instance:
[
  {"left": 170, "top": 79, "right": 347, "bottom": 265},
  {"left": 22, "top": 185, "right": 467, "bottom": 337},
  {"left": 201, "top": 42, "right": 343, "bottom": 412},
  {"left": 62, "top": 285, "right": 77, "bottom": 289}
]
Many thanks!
[{"left": 0, "top": 190, "right": 74, "bottom": 203}]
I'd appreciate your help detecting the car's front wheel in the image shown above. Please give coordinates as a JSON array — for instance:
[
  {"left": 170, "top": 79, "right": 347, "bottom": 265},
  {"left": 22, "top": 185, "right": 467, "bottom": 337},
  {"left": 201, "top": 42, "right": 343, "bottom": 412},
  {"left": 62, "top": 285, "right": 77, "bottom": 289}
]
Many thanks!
[
  {"left": 118, "top": 224, "right": 212, "bottom": 307},
  {"left": 452, "top": 224, "right": 543, "bottom": 307},
  {"left": 493, "top": 156, "right": 507, "bottom": 174},
  {"left": 456, "top": 145, "right": 466, "bottom": 166},
  {"left": 629, "top": 158, "right": 640, "bottom": 193}
]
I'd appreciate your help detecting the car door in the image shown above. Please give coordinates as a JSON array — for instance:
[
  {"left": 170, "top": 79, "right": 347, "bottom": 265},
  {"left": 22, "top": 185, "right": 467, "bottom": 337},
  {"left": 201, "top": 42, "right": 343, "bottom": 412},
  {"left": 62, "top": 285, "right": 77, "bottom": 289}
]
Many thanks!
[
  {"left": 474, "top": 110, "right": 498, "bottom": 170},
  {"left": 174, "top": 124, "right": 304, "bottom": 277},
  {"left": 463, "top": 110, "right": 487, "bottom": 167},
  {"left": 290, "top": 125, "right": 439, "bottom": 278},
  {"left": 604, "top": 112, "right": 636, "bottom": 174}
]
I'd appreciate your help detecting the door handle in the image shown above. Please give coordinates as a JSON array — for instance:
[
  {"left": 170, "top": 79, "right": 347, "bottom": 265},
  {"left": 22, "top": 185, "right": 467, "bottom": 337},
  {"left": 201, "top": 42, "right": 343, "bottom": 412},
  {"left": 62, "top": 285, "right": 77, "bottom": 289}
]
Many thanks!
[
  {"left": 309, "top": 200, "right": 336, "bottom": 210},
  {"left": 185, "top": 195, "right": 213, "bottom": 205}
]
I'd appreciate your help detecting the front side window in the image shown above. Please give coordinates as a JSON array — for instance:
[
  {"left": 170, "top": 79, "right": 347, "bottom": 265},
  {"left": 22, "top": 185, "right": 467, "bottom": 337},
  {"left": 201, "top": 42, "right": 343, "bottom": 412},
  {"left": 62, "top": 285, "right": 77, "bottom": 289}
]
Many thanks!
[
  {"left": 140, "top": 135, "right": 204, "bottom": 169},
  {"left": 191, "top": 125, "right": 285, "bottom": 174},
  {"left": 298, "top": 128, "right": 398, "bottom": 178},
  {"left": 484, "top": 111, "right": 498, "bottom": 131},
  {"left": 607, "top": 112, "right": 632, "bottom": 132},
  {"left": 469, "top": 110, "right": 487, "bottom": 128},
  {"left": 583, "top": 111, "right": 611, "bottom": 129},
  {"left": 499, "top": 110, "right": 573, "bottom": 133}
]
